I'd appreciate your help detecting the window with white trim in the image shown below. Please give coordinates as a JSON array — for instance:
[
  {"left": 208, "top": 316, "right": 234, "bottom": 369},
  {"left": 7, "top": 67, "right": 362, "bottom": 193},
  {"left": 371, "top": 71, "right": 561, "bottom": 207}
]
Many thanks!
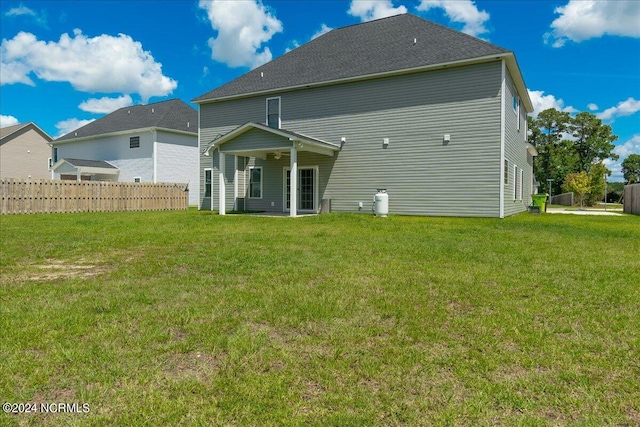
[
  {"left": 204, "top": 168, "right": 212, "bottom": 197},
  {"left": 266, "top": 97, "right": 280, "bottom": 129},
  {"left": 514, "top": 165, "right": 519, "bottom": 200},
  {"left": 134, "top": 177, "right": 141, "bottom": 183},
  {"left": 504, "top": 159, "right": 509, "bottom": 185},
  {"left": 130, "top": 136, "right": 140, "bottom": 149},
  {"left": 249, "top": 167, "right": 262, "bottom": 198},
  {"left": 520, "top": 168, "right": 524, "bottom": 200}
]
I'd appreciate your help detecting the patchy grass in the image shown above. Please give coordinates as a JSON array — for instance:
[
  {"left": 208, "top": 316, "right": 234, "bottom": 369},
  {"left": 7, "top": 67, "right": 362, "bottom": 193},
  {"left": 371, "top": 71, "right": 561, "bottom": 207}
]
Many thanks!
[{"left": 1, "top": 211, "right": 639, "bottom": 426}]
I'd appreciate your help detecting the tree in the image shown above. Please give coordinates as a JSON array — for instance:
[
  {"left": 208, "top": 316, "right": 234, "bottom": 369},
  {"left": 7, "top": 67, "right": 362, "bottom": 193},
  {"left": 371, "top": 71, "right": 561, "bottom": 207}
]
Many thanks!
[
  {"left": 568, "top": 112, "right": 619, "bottom": 172},
  {"left": 528, "top": 108, "right": 572, "bottom": 195},
  {"left": 528, "top": 109, "right": 620, "bottom": 197},
  {"left": 585, "top": 162, "right": 608, "bottom": 205},
  {"left": 563, "top": 171, "right": 590, "bottom": 208},
  {"left": 621, "top": 154, "right": 640, "bottom": 183}
]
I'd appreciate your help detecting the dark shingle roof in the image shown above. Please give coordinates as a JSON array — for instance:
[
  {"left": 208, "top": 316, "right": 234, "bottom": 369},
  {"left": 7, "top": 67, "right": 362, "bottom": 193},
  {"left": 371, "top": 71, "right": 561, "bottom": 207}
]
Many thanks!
[
  {"left": 56, "top": 99, "right": 197, "bottom": 142},
  {"left": 63, "top": 158, "right": 118, "bottom": 169},
  {"left": 193, "top": 13, "right": 509, "bottom": 103}
]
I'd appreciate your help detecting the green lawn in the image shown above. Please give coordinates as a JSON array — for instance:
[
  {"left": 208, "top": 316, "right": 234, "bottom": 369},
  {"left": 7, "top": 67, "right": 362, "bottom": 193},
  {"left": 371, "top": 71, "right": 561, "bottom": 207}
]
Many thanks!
[{"left": 1, "top": 211, "right": 639, "bottom": 426}]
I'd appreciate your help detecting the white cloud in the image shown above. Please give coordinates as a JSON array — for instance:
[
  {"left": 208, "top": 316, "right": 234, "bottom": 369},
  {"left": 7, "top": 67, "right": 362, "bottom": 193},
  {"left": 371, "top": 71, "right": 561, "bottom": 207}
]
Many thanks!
[
  {"left": 528, "top": 89, "right": 577, "bottom": 118},
  {"left": 5, "top": 5, "right": 36, "bottom": 17},
  {"left": 417, "top": 0, "right": 489, "bottom": 37},
  {"left": 1, "top": 115, "right": 20, "bottom": 127},
  {"left": 348, "top": 0, "right": 407, "bottom": 22},
  {"left": 597, "top": 98, "right": 640, "bottom": 122},
  {"left": 545, "top": 0, "right": 640, "bottom": 48},
  {"left": 78, "top": 95, "right": 133, "bottom": 114},
  {"left": 55, "top": 118, "right": 95, "bottom": 138},
  {"left": 605, "top": 135, "right": 640, "bottom": 181},
  {"left": 587, "top": 103, "right": 599, "bottom": 111},
  {"left": 312, "top": 24, "right": 333, "bottom": 40},
  {"left": 614, "top": 135, "right": 640, "bottom": 159},
  {"left": 5, "top": 5, "right": 49, "bottom": 29},
  {"left": 0, "top": 30, "right": 177, "bottom": 101},
  {"left": 198, "top": 0, "right": 283, "bottom": 69},
  {"left": 0, "top": 60, "right": 34, "bottom": 85}
]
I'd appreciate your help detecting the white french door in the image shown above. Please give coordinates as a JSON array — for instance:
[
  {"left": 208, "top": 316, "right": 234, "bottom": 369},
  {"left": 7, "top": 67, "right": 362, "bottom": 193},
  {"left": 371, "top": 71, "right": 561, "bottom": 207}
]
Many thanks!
[{"left": 284, "top": 166, "right": 318, "bottom": 212}]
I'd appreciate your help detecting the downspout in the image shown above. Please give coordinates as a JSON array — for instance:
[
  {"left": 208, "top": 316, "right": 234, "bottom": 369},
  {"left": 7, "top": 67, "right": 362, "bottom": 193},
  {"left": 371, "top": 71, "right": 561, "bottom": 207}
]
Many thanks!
[
  {"left": 152, "top": 129, "right": 157, "bottom": 183},
  {"left": 499, "top": 60, "right": 506, "bottom": 218}
]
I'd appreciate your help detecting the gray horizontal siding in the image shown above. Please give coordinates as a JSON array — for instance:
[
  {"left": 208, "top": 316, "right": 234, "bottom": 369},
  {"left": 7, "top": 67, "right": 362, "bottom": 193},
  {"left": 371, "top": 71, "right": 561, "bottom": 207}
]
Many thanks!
[
  {"left": 503, "top": 67, "right": 531, "bottom": 216},
  {"left": 200, "top": 61, "right": 505, "bottom": 217},
  {"left": 222, "top": 128, "right": 293, "bottom": 153}
]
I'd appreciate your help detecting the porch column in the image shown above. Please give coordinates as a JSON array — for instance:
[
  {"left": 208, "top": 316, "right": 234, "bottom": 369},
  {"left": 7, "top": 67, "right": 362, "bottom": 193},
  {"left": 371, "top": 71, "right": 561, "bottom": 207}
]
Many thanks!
[
  {"left": 76, "top": 167, "right": 82, "bottom": 182},
  {"left": 219, "top": 149, "right": 226, "bottom": 215},
  {"left": 290, "top": 146, "right": 297, "bottom": 218},
  {"left": 233, "top": 155, "right": 238, "bottom": 211}
]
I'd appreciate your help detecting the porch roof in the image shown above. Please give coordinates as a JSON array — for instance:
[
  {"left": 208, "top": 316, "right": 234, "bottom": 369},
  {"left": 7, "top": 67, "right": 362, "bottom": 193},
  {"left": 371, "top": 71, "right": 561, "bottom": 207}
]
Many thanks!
[
  {"left": 52, "top": 158, "right": 120, "bottom": 176},
  {"left": 203, "top": 122, "right": 340, "bottom": 159}
]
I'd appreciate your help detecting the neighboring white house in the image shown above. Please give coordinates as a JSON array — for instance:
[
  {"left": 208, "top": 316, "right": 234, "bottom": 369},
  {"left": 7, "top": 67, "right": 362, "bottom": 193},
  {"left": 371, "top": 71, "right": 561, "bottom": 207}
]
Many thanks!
[
  {"left": 0, "top": 122, "right": 53, "bottom": 180},
  {"left": 52, "top": 99, "right": 199, "bottom": 205}
]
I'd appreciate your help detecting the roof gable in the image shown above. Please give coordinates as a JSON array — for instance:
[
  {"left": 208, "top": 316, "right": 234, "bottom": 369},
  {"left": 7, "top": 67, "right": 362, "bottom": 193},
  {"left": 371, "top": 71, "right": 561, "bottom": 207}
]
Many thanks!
[
  {"left": 0, "top": 122, "right": 53, "bottom": 143},
  {"left": 55, "top": 99, "right": 197, "bottom": 142},
  {"left": 194, "top": 13, "right": 509, "bottom": 103},
  {"left": 205, "top": 122, "right": 340, "bottom": 158}
]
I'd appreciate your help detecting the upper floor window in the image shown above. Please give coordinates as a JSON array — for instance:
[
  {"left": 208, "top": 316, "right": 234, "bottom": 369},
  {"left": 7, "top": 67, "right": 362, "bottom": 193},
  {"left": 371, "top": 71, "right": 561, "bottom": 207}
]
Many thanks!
[
  {"left": 130, "top": 136, "right": 140, "bottom": 149},
  {"left": 52, "top": 147, "right": 58, "bottom": 163},
  {"left": 266, "top": 97, "right": 280, "bottom": 129}
]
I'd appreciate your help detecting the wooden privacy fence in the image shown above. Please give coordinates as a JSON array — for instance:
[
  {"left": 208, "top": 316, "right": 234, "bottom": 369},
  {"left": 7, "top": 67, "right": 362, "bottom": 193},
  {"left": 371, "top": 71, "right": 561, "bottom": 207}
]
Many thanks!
[
  {"left": 623, "top": 184, "right": 640, "bottom": 215},
  {"left": 1, "top": 179, "right": 188, "bottom": 214},
  {"left": 550, "top": 192, "right": 574, "bottom": 206}
]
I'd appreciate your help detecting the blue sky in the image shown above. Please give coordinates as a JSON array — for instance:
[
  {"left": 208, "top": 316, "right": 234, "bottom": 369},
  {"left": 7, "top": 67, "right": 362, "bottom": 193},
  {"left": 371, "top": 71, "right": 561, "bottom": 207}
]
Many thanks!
[{"left": 1, "top": 0, "right": 639, "bottom": 181}]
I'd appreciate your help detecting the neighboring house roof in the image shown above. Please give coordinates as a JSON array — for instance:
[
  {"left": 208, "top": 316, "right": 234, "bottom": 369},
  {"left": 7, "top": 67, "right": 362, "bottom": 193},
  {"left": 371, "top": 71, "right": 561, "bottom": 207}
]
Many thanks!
[
  {"left": 61, "top": 158, "right": 118, "bottom": 169},
  {"left": 51, "top": 158, "right": 120, "bottom": 176},
  {"left": 55, "top": 98, "right": 197, "bottom": 143},
  {"left": 193, "top": 13, "right": 532, "bottom": 111},
  {"left": 0, "top": 122, "right": 53, "bottom": 144}
]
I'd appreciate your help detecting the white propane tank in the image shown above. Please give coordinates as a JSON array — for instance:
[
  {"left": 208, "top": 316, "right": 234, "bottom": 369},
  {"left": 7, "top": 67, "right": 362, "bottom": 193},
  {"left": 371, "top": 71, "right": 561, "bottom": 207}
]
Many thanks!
[{"left": 374, "top": 189, "right": 389, "bottom": 217}]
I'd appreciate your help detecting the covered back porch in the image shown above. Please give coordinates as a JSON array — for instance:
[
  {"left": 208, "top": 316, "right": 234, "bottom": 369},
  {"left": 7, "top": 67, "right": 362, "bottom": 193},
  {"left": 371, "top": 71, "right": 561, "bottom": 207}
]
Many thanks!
[{"left": 204, "top": 122, "right": 340, "bottom": 217}]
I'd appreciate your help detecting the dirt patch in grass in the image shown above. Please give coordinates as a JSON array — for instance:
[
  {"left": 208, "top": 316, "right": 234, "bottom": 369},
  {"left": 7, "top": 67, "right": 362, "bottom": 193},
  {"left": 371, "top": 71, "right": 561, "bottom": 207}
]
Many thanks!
[
  {"left": 3, "top": 259, "right": 112, "bottom": 283},
  {"left": 29, "top": 259, "right": 109, "bottom": 281},
  {"left": 163, "top": 351, "right": 227, "bottom": 382}
]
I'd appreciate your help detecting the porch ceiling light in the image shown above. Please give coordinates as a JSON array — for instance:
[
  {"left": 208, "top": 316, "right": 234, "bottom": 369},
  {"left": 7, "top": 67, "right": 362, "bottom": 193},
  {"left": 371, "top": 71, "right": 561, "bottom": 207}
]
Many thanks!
[{"left": 274, "top": 150, "right": 282, "bottom": 160}]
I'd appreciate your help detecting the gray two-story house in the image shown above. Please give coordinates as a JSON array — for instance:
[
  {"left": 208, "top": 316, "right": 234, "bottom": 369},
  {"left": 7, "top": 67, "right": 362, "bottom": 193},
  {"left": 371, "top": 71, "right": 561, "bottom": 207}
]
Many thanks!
[{"left": 194, "top": 13, "right": 536, "bottom": 217}]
